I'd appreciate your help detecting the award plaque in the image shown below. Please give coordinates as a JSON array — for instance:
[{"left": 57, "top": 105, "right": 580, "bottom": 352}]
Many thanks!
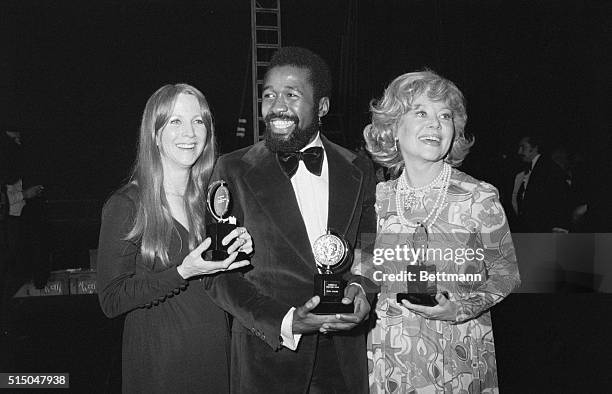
[
  {"left": 396, "top": 224, "right": 448, "bottom": 306},
  {"left": 204, "top": 180, "right": 237, "bottom": 260},
  {"left": 312, "top": 231, "right": 353, "bottom": 315}
]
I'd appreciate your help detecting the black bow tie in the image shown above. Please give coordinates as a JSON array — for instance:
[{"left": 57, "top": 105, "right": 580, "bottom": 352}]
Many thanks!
[{"left": 277, "top": 147, "right": 324, "bottom": 178}]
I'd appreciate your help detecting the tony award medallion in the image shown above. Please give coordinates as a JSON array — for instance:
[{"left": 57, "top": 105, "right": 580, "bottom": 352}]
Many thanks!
[
  {"left": 312, "top": 231, "right": 353, "bottom": 315},
  {"left": 396, "top": 224, "right": 448, "bottom": 306},
  {"left": 204, "top": 180, "right": 237, "bottom": 260}
]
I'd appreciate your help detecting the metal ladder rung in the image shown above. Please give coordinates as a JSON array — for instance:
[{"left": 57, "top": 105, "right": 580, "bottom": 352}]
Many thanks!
[
  {"left": 255, "top": 7, "right": 279, "bottom": 13},
  {"left": 256, "top": 44, "right": 280, "bottom": 49},
  {"left": 255, "top": 26, "right": 280, "bottom": 31},
  {"left": 255, "top": 40, "right": 280, "bottom": 47}
]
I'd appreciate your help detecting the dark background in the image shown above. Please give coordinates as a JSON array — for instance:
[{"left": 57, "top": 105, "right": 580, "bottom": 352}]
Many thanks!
[
  {"left": 3, "top": 0, "right": 610, "bottom": 265},
  {"left": 1, "top": 0, "right": 611, "bottom": 392},
  {"left": 2, "top": 0, "right": 610, "bottom": 200}
]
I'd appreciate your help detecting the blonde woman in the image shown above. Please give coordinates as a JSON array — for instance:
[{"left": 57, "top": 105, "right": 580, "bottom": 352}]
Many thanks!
[
  {"left": 97, "top": 84, "right": 252, "bottom": 393},
  {"left": 363, "top": 71, "right": 520, "bottom": 393}
]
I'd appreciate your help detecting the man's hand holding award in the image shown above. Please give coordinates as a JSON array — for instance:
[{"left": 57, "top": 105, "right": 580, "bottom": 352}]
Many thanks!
[{"left": 292, "top": 230, "right": 370, "bottom": 334}]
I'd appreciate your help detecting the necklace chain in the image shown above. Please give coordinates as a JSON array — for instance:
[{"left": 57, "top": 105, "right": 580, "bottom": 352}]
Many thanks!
[{"left": 395, "top": 163, "right": 451, "bottom": 232}]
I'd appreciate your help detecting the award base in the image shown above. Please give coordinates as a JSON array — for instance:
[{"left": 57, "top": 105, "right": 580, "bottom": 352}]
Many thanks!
[
  {"left": 312, "top": 273, "right": 353, "bottom": 315},
  {"left": 396, "top": 265, "right": 448, "bottom": 306},
  {"left": 204, "top": 222, "right": 236, "bottom": 260},
  {"left": 396, "top": 292, "right": 448, "bottom": 307}
]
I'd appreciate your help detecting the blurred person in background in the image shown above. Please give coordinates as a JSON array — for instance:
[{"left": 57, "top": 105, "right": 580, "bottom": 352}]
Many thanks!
[
  {"left": 511, "top": 135, "right": 570, "bottom": 232},
  {"left": 0, "top": 130, "right": 45, "bottom": 313}
]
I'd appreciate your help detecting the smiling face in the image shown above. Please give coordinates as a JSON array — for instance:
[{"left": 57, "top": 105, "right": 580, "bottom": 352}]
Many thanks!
[
  {"left": 156, "top": 93, "right": 207, "bottom": 174},
  {"left": 261, "top": 65, "right": 329, "bottom": 152},
  {"left": 396, "top": 92, "right": 455, "bottom": 166}
]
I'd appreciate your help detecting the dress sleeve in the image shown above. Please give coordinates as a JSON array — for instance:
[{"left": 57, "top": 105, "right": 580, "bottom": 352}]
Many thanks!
[
  {"left": 96, "top": 192, "right": 188, "bottom": 318},
  {"left": 453, "top": 182, "right": 521, "bottom": 324}
]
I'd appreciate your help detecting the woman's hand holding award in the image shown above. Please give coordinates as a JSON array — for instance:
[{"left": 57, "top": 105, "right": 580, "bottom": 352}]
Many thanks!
[{"left": 396, "top": 224, "right": 448, "bottom": 306}]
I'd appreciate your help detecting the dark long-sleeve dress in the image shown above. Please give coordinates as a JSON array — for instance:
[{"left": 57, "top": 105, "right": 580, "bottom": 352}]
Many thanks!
[{"left": 97, "top": 185, "right": 230, "bottom": 394}]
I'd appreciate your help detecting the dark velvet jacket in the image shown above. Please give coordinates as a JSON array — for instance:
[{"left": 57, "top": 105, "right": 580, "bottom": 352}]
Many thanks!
[{"left": 204, "top": 136, "right": 377, "bottom": 394}]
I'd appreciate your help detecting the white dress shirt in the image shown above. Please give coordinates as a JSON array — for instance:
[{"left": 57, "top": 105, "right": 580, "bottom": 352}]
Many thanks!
[
  {"left": 290, "top": 136, "right": 329, "bottom": 250},
  {"left": 280, "top": 133, "right": 328, "bottom": 350}
]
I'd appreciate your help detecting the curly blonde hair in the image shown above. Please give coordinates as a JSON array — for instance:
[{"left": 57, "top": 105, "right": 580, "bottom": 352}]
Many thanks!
[{"left": 364, "top": 70, "right": 474, "bottom": 175}]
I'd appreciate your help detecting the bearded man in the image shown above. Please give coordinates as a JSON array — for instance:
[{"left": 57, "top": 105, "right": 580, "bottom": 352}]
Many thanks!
[{"left": 205, "top": 47, "right": 377, "bottom": 394}]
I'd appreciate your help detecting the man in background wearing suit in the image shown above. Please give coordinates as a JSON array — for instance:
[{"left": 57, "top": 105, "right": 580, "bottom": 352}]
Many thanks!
[
  {"left": 205, "top": 47, "right": 376, "bottom": 393},
  {"left": 511, "top": 135, "right": 570, "bottom": 232}
]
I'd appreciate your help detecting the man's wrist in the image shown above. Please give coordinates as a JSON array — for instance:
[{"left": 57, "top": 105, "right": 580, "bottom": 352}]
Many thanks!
[{"left": 280, "top": 307, "right": 301, "bottom": 350}]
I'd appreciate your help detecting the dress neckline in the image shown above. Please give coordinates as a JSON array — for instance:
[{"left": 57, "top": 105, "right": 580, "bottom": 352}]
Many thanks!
[{"left": 172, "top": 217, "right": 189, "bottom": 234}]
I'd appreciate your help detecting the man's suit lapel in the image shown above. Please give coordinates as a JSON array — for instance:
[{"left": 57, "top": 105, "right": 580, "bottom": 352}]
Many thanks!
[
  {"left": 241, "top": 143, "right": 316, "bottom": 270},
  {"left": 323, "top": 136, "right": 363, "bottom": 241}
]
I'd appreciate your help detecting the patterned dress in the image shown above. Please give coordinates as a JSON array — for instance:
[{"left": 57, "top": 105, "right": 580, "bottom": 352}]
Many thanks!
[{"left": 360, "top": 168, "right": 520, "bottom": 394}]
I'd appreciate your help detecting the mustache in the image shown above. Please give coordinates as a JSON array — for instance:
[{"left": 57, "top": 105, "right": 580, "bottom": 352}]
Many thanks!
[{"left": 264, "top": 113, "right": 299, "bottom": 124}]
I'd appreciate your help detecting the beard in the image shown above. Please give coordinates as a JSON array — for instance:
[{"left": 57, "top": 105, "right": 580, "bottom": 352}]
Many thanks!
[{"left": 263, "top": 113, "right": 319, "bottom": 153}]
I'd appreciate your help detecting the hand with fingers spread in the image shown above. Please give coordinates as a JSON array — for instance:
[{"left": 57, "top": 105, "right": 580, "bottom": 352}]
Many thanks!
[
  {"left": 400, "top": 292, "right": 458, "bottom": 321},
  {"left": 177, "top": 236, "right": 251, "bottom": 279}
]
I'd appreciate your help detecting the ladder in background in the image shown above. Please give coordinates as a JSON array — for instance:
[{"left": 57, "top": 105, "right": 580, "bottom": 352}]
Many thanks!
[{"left": 250, "top": 0, "right": 281, "bottom": 144}]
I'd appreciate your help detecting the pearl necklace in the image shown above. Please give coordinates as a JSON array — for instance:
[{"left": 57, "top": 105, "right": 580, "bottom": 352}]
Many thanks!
[
  {"left": 398, "top": 163, "right": 447, "bottom": 213},
  {"left": 395, "top": 163, "right": 451, "bottom": 232}
]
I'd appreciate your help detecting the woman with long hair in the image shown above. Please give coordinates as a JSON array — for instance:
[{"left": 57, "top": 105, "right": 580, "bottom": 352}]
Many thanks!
[{"left": 97, "top": 84, "right": 252, "bottom": 393}]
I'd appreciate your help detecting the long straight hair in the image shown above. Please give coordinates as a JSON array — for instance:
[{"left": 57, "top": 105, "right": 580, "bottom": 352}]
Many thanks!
[{"left": 123, "top": 83, "right": 216, "bottom": 267}]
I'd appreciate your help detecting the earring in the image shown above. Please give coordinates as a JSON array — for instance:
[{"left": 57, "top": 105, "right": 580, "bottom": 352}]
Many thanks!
[
  {"left": 318, "top": 117, "right": 322, "bottom": 127},
  {"left": 394, "top": 138, "right": 399, "bottom": 151}
]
